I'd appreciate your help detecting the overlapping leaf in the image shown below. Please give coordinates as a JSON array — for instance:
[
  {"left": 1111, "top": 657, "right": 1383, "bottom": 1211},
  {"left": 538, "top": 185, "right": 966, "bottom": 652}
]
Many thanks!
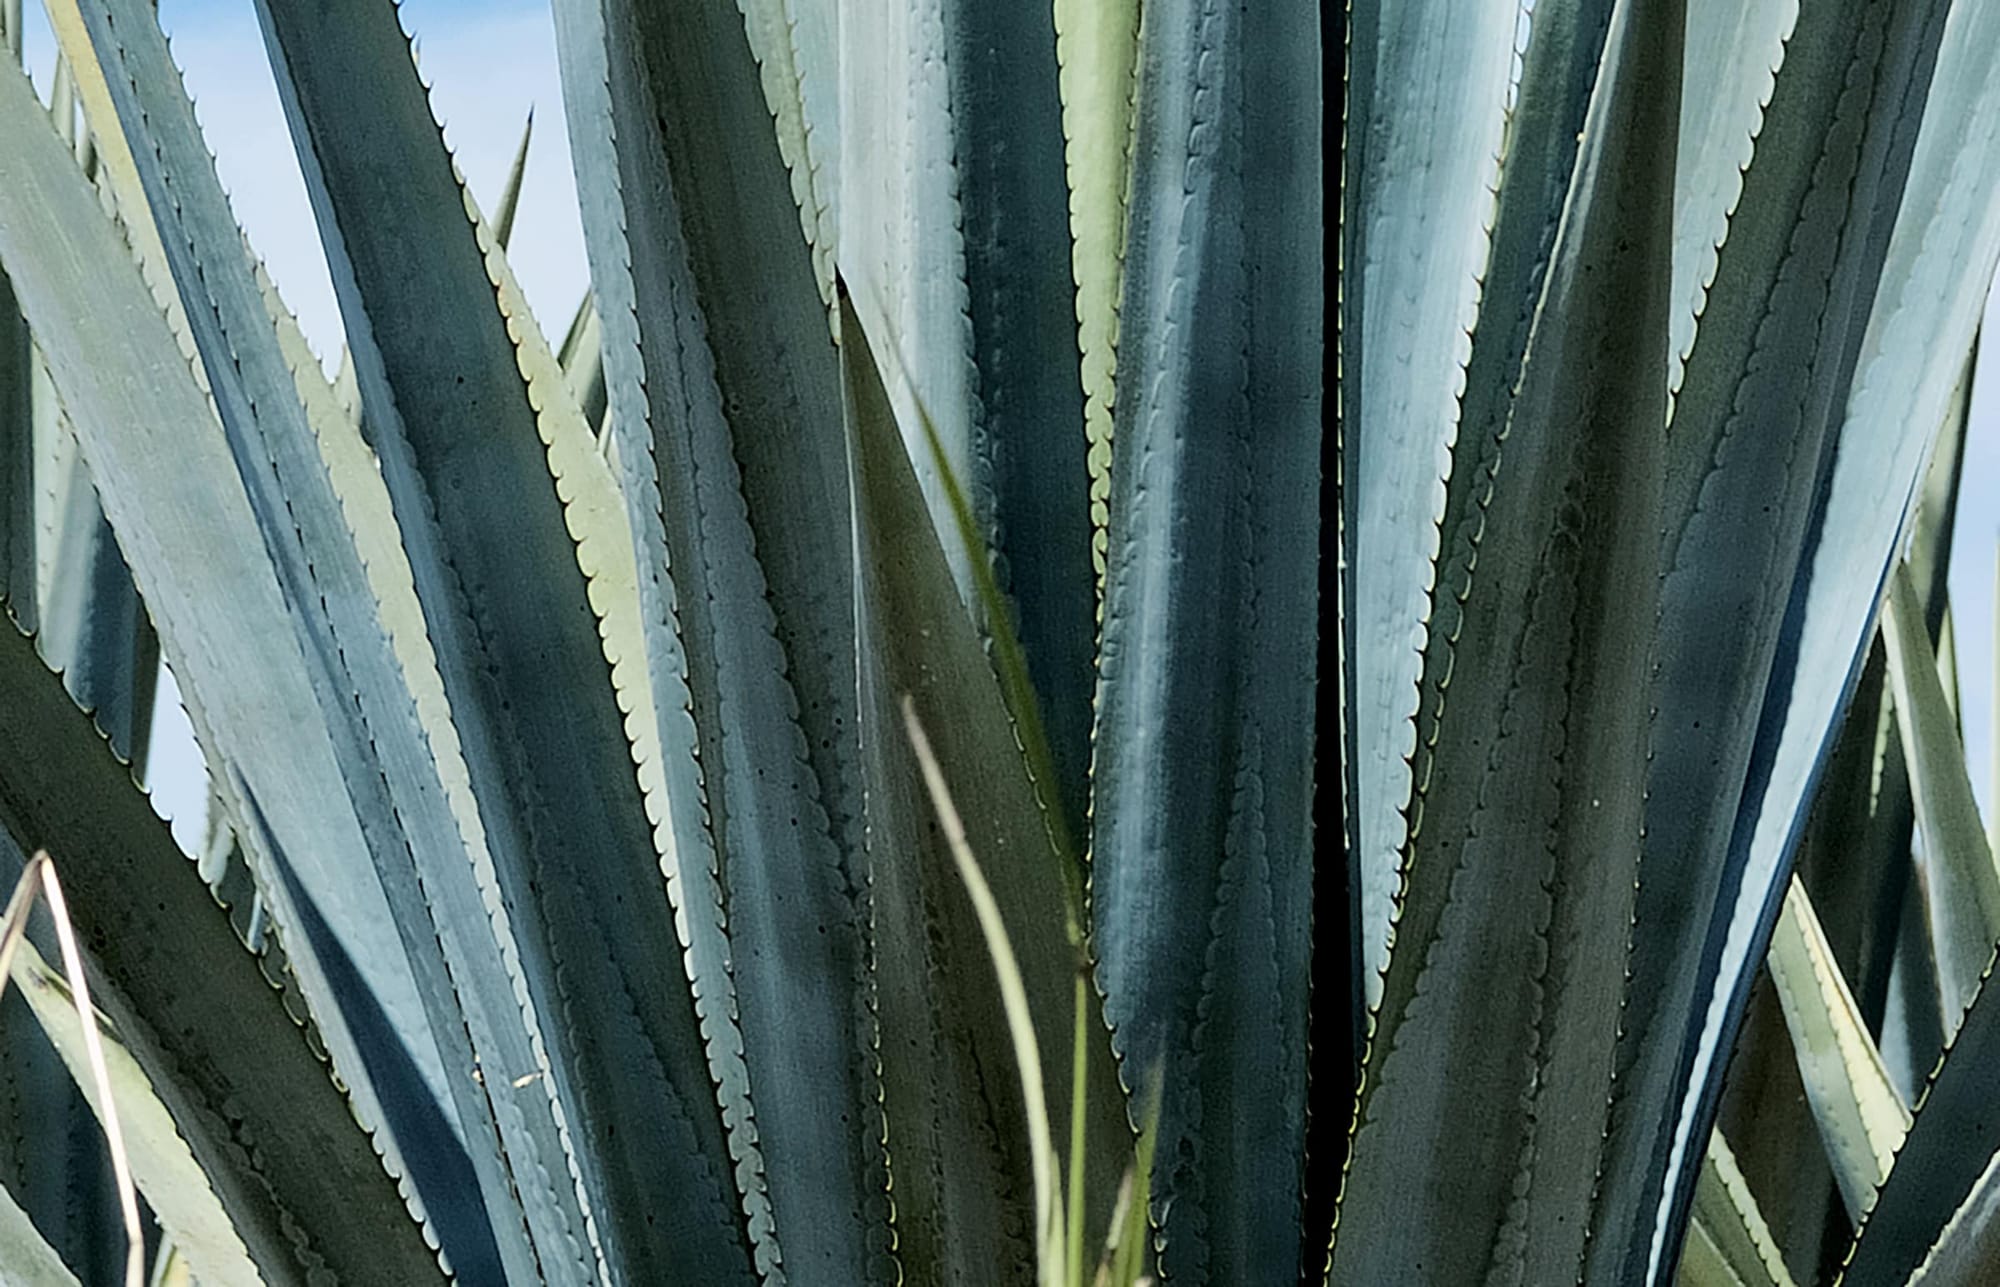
[{"left": 0, "top": 612, "right": 446, "bottom": 1284}]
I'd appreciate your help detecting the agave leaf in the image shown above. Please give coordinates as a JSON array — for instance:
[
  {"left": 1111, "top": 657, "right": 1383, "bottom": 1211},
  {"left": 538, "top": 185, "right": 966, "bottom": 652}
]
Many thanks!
[
  {"left": 1723, "top": 649, "right": 1919, "bottom": 1270},
  {"left": 1712, "top": 965, "right": 1845, "bottom": 1279},
  {"left": 251, "top": 2, "right": 754, "bottom": 1278},
  {"left": 554, "top": 288, "right": 603, "bottom": 432},
  {"left": 0, "top": 613, "right": 447, "bottom": 1284},
  {"left": 1903, "top": 339, "right": 1976, "bottom": 639},
  {"left": 493, "top": 107, "right": 532, "bottom": 250},
  {"left": 1418, "top": 0, "right": 1619, "bottom": 729},
  {"left": 0, "top": 1175, "right": 79, "bottom": 1287},
  {"left": 26, "top": 354, "right": 73, "bottom": 631},
  {"left": 70, "top": 2, "right": 634, "bottom": 1274},
  {"left": 1678, "top": 1221, "right": 1745, "bottom": 1287},
  {"left": 836, "top": 0, "right": 981, "bottom": 599},
  {"left": 1906, "top": 1147, "right": 2000, "bottom": 1285},
  {"left": 1086, "top": 0, "right": 1320, "bottom": 1277},
  {"left": 38, "top": 0, "right": 207, "bottom": 386},
  {"left": 1051, "top": 0, "right": 1139, "bottom": 583},
  {"left": 843, "top": 287, "right": 1131, "bottom": 1283},
  {"left": 1385, "top": 0, "right": 1619, "bottom": 1258},
  {"left": 1880, "top": 857, "right": 1947, "bottom": 1106},
  {"left": 37, "top": 494, "right": 156, "bottom": 770},
  {"left": 1838, "top": 938, "right": 2000, "bottom": 1285},
  {"left": 736, "top": 0, "right": 835, "bottom": 300},
  {"left": 1660, "top": 0, "right": 2000, "bottom": 1262},
  {"left": 0, "top": 843, "right": 133, "bottom": 1287},
  {"left": 553, "top": 0, "right": 888, "bottom": 1276},
  {"left": 0, "top": 273, "right": 30, "bottom": 631},
  {"left": 1106, "top": 1098, "right": 1158, "bottom": 1287},
  {"left": 0, "top": 912, "right": 115, "bottom": 1279},
  {"left": 937, "top": 0, "right": 1095, "bottom": 832},
  {"left": 1342, "top": 0, "right": 1516, "bottom": 999},
  {"left": 0, "top": 45, "right": 458, "bottom": 1248},
  {"left": 1601, "top": 0, "right": 1958, "bottom": 1270},
  {"left": 1337, "top": 0, "right": 1678, "bottom": 1279},
  {"left": 905, "top": 701, "right": 1065, "bottom": 1286},
  {"left": 1786, "top": 361, "right": 1972, "bottom": 1115},
  {"left": 1882, "top": 561, "right": 2000, "bottom": 1027},
  {"left": 1669, "top": 0, "right": 1798, "bottom": 407},
  {"left": 5, "top": 939, "right": 258, "bottom": 1287},
  {"left": 25, "top": 364, "right": 155, "bottom": 774},
  {"left": 1766, "top": 877, "right": 1909, "bottom": 1221},
  {"left": 1685, "top": 1132, "right": 1799, "bottom": 1287}
]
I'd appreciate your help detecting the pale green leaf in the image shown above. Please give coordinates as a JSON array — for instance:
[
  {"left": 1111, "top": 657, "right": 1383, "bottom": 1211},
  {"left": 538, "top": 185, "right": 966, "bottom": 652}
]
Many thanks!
[
  {"left": 1687, "top": 1132, "right": 1798, "bottom": 1287},
  {"left": 1766, "top": 878, "right": 1910, "bottom": 1219},
  {"left": 1052, "top": 0, "right": 1138, "bottom": 580},
  {"left": 1344, "top": 0, "right": 1517, "bottom": 1001},
  {"left": 0, "top": 1176, "right": 79, "bottom": 1287},
  {"left": 1884, "top": 560, "right": 2000, "bottom": 1028},
  {"left": 7, "top": 944, "right": 257, "bottom": 1287}
]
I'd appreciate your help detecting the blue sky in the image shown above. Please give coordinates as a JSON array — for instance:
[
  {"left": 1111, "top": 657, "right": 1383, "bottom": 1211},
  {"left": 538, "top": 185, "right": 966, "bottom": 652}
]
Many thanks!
[
  {"left": 15, "top": 2, "right": 2000, "bottom": 845},
  {"left": 1952, "top": 291, "right": 2000, "bottom": 829}
]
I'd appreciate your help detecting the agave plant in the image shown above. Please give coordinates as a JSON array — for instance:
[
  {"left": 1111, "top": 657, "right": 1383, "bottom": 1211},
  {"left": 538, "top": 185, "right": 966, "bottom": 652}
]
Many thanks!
[
  {"left": 0, "top": 0, "right": 1313, "bottom": 1281},
  {"left": 3, "top": 0, "right": 2000, "bottom": 1282}
]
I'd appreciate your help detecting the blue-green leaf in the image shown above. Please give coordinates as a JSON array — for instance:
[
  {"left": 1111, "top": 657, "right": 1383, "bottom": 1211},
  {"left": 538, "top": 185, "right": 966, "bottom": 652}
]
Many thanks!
[
  {"left": 1343, "top": 0, "right": 1517, "bottom": 999},
  {"left": 251, "top": 2, "right": 753, "bottom": 1278},
  {"left": 0, "top": 612, "right": 447, "bottom": 1284},
  {"left": 939, "top": 0, "right": 1095, "bottom": 832},
  {"left": 552, "top": 0, "right": 885, "bottom": 1276},
  {"left": 72, "top": 3, "right": 608, "bottom": 1274},
  {"left": 1089, "top": 0, "right": 1320, "bottom": 1278},
  {"left": 0, "top": 49, "right": 456, "bottom": 1260},
  {"left": 1598, "top": 0, "right": 1957, "bottom": 1271},
  {"left": 1337, "top": 0, "right": 1678, "bottom": 1280},
  {"left": 843, "top": 286, "right": 1131, "bottom": 1284}
]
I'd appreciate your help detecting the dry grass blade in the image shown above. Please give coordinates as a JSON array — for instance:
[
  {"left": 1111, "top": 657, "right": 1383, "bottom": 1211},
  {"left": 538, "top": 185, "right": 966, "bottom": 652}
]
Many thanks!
[
  {"left": 902, "top": 695, "right": 1066, "bottom": 1282},
  {"left": 0, "top": 850, "right": 143, "bottom": 1287}
]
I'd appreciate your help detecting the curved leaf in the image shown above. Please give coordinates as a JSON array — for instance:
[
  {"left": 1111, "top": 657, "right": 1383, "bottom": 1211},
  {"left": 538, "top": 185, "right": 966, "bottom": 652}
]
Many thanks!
[
  {"left": 1337, "top": 0, "right": 1678, "bottom": 1279},
  {"left": 251, "top": 2, "right": 753, "bottom": 1278},
  {"left": 1087, "top": 0, "right": 1321, "bottom": 1277},
  {"left": 1882, "top": 561, "right": 2000, "bottom": 1028},
  {"left": 844, "top": 288, "right": 1131, "bottom": 1284},
  {"left": 552, "top": 0, "right": 886, "bottom": 1276},
  {"left": 0, "top": 50, "right": 454, "bottom": 1258},
  {"left": 0, "top": 613, "right": 446, "bottom": 1285},
  {"left": 1766, "top": 878, "right": 1909, "bottom": 1220},
  {"left": 1601, "top": 0, "right": 1955, "bottom": 1271},
  {"left": 1343, "top": 0, "right": 1516, "bottom": 999}
]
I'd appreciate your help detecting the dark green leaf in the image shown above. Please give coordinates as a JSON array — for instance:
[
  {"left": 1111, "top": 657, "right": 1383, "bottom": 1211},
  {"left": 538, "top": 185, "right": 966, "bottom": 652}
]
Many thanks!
[
  {"left": 251, "top": 2, "right": 752, "bottom": 1278},
  {"left": 1087, "top": 0, "right": 1320, "bottom": 1278},
  {"left": 1601, "top": 0, "right": 1956, "bottom": 1271},
  {"left": 843, "top": 287, "right": 1131, "bottom": 1284},
  {"left": 0, "top": 613, "right": 447, "bottom": 1286},
  {"left": 1338, "top": 0, "right": 1678, "bottom": 1280},
  {"left": 552, "top": 0, "right": 883, "bottom": 1275}
]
